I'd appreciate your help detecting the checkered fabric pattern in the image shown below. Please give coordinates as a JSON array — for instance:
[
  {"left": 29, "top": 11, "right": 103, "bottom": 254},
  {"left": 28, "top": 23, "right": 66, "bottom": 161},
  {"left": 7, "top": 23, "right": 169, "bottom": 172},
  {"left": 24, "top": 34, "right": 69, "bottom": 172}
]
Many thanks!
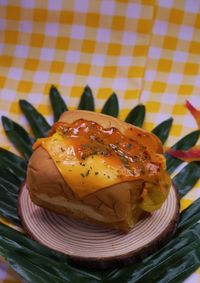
[{"left": 0, "top": 0, "right": 199, "bottom": 282}]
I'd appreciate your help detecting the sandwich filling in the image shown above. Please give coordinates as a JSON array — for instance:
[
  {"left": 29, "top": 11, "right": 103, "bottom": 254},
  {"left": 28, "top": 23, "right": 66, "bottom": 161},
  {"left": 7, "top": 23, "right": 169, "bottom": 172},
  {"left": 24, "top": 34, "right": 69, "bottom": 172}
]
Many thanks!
[{"left": 33, "top": 119, "right": 171, "bottom": 212}]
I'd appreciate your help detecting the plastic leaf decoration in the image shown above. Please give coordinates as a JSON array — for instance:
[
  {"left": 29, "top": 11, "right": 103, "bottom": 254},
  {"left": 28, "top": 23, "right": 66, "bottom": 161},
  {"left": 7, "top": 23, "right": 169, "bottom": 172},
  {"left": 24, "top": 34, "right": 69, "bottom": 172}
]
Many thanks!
[
  {"left": 186, "top": 100, "right": 200, "bottom": 129},
  {"left": 167, "top": 145, "right": 200, "bottom": 162}
]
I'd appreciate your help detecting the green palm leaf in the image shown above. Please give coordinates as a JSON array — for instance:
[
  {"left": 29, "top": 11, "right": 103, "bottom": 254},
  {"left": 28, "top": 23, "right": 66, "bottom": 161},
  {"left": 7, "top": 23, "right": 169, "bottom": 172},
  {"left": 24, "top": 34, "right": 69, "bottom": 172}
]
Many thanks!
[
  {"left": 125, "top": 104, "right": 145, "bottom": 127},
  {"left": 1, "top": 116, "right": 33, "bottom": 160},
  {"left": 0, "top": 201, "right": 20, "bottom": 226},
  {"left": 173, "top": 162, "right": 200, "bottom": 197},
  {"left": 141, "top": 243, "right": 200, "bottom": 283},
  {"left": 50, "top": 85, "right": 68, "bottom": 122},
  {"left": 0, "top": 168, "right": 21, "bottom": 226},
  {"left": 0, "top": 148, "right": 27, "bottom": 180},
  {"left": 162, "top": 251, "right": 200, "bottom": 283},
  {"left": 0, "top": 85, "right": 200, "bottom": 283},
  {"left": 101, "top": 93, "right": 119, "bottom": 117},
  {"left": 152, "top": 117, "right": 173, "bottom": 144},
  {"left": 178, "top": 197, "right": 200, "bottom": 233},
  {"left": 19, "top": 100, "right": 51, "bottom": 138},
  {"left": 78, "top": 86, "right": 95, "bottom": 111},
  {"left": 0, "top": 168, "right": 21, "bottom": 188}
]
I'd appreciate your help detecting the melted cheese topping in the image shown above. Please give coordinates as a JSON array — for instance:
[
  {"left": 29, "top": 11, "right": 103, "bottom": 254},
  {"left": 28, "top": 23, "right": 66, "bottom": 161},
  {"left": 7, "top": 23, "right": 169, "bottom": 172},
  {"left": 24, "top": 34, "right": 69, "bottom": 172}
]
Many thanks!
[{"left": 33, "top": 119, "right": 170, "bottom": 208}]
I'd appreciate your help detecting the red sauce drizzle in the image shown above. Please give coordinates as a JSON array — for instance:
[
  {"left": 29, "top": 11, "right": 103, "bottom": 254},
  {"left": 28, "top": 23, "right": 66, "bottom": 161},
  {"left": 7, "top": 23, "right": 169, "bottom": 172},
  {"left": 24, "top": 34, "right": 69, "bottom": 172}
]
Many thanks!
[{"left": 50, "top": 119, "right": 161, "bottom": 178}]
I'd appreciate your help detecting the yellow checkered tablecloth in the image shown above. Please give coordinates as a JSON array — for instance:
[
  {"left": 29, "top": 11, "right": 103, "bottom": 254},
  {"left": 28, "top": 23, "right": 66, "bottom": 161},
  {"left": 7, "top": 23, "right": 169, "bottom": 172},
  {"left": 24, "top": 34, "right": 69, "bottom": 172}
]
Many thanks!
[{"left": 0, "top": 0, "right": 199, "bottom": 282}]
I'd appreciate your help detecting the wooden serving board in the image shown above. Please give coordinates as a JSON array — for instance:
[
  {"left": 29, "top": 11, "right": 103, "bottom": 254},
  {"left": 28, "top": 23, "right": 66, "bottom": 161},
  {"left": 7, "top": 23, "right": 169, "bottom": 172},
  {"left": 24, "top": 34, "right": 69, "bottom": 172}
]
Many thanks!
[{"left": 18, "top": 184, "right": 179, "bottom": 269}]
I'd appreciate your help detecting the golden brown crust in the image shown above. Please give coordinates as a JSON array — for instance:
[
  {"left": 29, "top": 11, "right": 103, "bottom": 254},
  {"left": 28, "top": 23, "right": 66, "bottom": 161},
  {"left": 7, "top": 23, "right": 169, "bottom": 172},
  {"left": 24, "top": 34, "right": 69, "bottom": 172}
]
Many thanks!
[{"left": 27, "top": 110, "right": 165, "bottom": 232}]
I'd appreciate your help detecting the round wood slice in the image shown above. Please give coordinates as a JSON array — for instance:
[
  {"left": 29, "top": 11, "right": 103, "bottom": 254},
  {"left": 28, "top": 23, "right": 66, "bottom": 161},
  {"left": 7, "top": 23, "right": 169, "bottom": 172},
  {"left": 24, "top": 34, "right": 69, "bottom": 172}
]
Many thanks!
[{"left": 18, "top": 183, "right": 179, "bottom": 269}]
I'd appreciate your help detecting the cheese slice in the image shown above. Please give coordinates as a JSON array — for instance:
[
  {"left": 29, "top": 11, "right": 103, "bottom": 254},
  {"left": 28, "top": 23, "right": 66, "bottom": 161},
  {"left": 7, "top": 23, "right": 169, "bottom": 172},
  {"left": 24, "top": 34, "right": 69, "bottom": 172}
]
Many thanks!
[{"left": 36, "top": 132, "right": 138, "bottom": 197}]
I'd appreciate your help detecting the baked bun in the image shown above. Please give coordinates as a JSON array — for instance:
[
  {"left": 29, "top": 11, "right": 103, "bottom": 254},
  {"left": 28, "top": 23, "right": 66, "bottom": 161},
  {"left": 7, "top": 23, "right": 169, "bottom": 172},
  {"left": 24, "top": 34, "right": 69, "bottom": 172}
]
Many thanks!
[{"left": 27, "top": 110, "right": 171, "bottom": 232}]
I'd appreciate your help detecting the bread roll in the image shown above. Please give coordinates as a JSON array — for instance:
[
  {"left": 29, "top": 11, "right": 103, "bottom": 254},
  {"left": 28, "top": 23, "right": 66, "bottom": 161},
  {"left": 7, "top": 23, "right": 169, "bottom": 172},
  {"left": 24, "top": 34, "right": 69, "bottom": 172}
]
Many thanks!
[{"left": 27, "top": 110, "right": 171, "bottom": 232}]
